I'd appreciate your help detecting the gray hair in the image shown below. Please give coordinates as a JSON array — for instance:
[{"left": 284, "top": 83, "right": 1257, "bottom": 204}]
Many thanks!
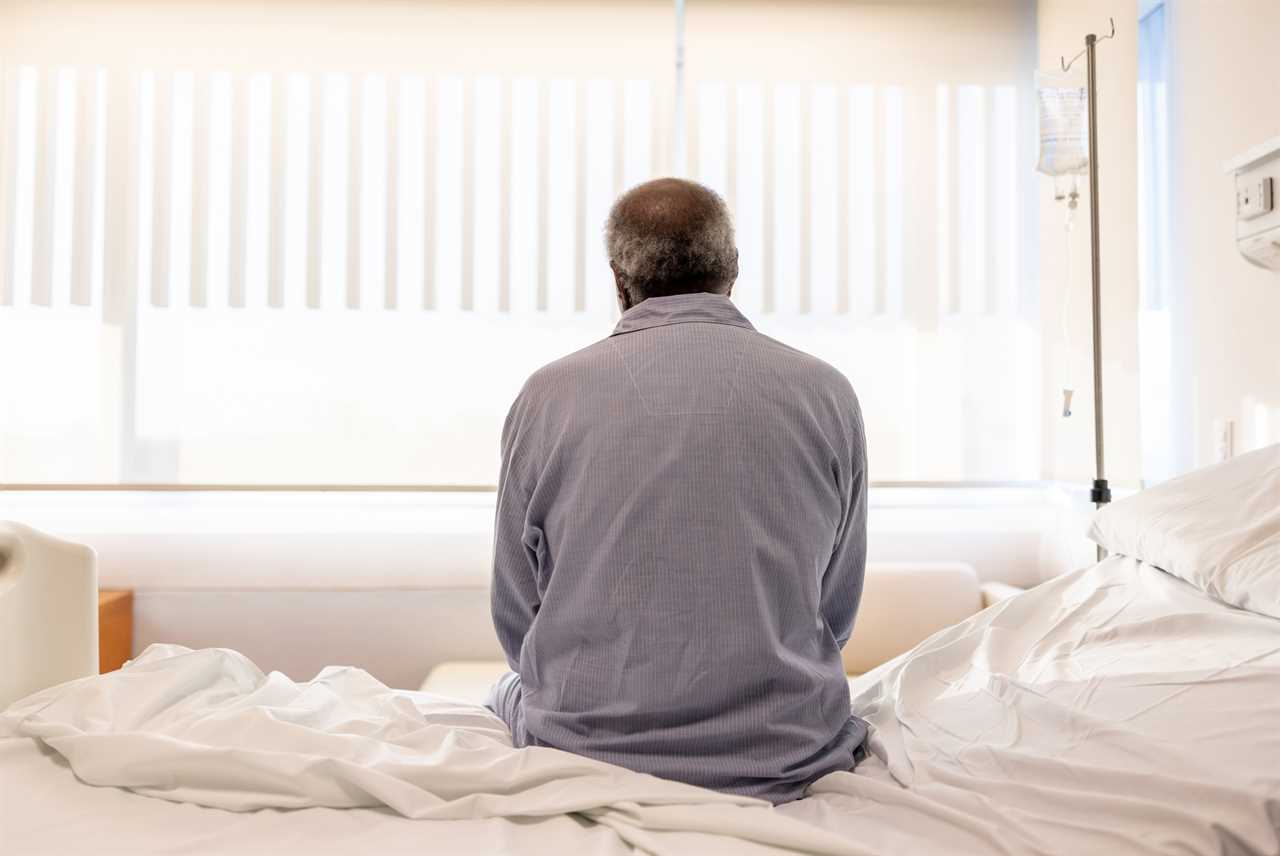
[{"left": 604, "top": 178, "right": 737, "bottom": 303}]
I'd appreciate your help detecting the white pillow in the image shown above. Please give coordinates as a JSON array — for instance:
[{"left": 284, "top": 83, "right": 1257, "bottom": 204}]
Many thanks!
[{"left": 1088, "top": 444, "right": 1280, "bottom": 619}]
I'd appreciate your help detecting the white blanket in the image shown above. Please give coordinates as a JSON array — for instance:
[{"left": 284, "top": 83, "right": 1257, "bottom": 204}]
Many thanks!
[{"left": 0, "top": 644, "right": 867, "bottom": 856}]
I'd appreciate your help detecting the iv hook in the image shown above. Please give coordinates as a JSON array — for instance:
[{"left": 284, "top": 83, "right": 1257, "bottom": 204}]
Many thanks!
[{"left": 1060, "top": 17, "right": 1115, "bottom": 72}]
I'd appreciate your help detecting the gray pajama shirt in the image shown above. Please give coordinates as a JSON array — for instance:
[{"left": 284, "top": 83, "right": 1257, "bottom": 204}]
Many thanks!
[{"left": 488, "top": 292, "right": 868, "bottom": 804}]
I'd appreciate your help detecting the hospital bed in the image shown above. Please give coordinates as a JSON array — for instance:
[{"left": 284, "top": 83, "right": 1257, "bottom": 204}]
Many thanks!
[
  {"left": 0, "top": 523, "right": 97, "bottom": 708},
  {"left": 2, "top": 446, "right": 1278, "bottom": 855}
]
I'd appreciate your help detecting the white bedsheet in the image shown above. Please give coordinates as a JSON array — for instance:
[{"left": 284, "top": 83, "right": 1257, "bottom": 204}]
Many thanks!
[
  {"left": 0, "top": 644, "right": 861, "bottom": 856},
  {"left": 4, "top": 555, "right": 1279, "bottom": 855},
  {"left": 786, "top": 555, "right": 1280, "bottom": 854}
]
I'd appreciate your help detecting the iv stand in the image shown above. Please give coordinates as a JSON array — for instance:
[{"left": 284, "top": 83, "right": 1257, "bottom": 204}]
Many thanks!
[{"left": 1062, "top": 20, "right": 1114, "bottom": 560}]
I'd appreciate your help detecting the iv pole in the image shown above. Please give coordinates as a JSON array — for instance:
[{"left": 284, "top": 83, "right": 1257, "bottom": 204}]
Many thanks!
[{"left": 1062, "top": 19, "right": 1114, "bottom": 559}]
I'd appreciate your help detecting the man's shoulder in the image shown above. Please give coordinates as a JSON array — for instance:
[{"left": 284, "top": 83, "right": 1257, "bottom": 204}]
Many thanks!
[
  {"left": 517, "top": 336, "right": 618, "bottom": 399},
  {"left": 750, "top": 330, "right": 857, "bottom": 397},
  {"left": 515, "top": 325, "right": 856, "bottom": 405}
]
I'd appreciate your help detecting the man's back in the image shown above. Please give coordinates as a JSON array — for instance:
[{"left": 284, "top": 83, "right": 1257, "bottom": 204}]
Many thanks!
[{"left": 490, "top": 292, "right": 868, "bottom": 804}]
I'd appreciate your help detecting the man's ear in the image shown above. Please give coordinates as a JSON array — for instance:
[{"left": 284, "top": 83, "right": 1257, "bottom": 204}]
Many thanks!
[
  {"left": 725, "top": 248, "right": 739, "bottom": 297},
  {"left": 611, "top": 261, "right": 630, "bottom": 311}
]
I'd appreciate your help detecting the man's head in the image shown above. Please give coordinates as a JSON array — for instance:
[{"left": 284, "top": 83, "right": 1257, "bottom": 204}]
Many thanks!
[{"left": 605, "top": 177, "right": 738, "bottom": 311}]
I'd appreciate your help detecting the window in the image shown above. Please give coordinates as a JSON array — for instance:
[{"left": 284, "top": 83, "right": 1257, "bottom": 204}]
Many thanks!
[
  {"left": 1137, "top": 0, "right": 1175, "bottom": 485},
  {"left": 0, "top": 0, "right": 1039, "bottom": 486}
]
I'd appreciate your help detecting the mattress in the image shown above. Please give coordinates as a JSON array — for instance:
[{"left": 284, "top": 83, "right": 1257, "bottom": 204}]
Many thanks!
[{"left": 3, "top": 555, "right": 1278, "bottom": 855}]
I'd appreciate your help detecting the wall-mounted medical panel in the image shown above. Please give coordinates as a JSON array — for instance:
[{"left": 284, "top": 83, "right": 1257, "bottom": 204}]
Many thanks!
[{"left": 1224, "top": 136, "right": 1280, "bottom": 271}]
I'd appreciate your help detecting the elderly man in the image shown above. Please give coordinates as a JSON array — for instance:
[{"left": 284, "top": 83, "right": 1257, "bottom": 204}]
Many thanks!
[{"left": 487, "top": 177, "right": 868, "bottom": 804}]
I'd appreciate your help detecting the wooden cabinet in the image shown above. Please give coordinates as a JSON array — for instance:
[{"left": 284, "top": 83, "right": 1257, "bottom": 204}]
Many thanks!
[{"left": 98, "top": 590, "right": 133, "bottom": 673}]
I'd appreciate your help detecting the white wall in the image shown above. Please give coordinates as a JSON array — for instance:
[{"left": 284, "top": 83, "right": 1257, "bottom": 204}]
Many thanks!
[
  {"left": 1167, "top": 0, "right": 1280, "bottom": 470},
  {"left": 1036, "top": 1, "right": 1142, "bottom": 490},
  {"left": 0, "top": 0, "right": 676, "bottom": 75},
  {"left": 686, "top": 0, "right": 1033, "bottom": 84}
]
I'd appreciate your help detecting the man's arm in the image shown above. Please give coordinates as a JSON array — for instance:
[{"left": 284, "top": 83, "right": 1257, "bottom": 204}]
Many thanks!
[
  {"left": 490, "top": 394, "right": 541, "bottom": 672},
  {"left": 821, "top": 391, "right": 868, "bottom": 650}
]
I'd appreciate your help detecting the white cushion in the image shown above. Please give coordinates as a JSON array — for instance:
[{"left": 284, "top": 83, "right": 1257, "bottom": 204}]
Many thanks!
[
  {"left": 135, "top": 589, "right": 503, "bottom": 691},
  {"left": 980, "top": 581, "right": 1026, "bottom": 608},
  {"left": 418, "top": 561, "right": 983, "bottom": 700},
  {"left": 841, "top": 562, "right": 981, "bottom": 674},
  {"left": 1088, "top": 444, "right": 1280, "bottom": 619},
  {"left": 419, "top": 661, "right": 511, "bottom": 704}
]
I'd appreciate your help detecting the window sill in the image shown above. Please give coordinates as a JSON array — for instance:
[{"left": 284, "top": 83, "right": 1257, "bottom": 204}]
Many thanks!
[{"left": 0, "top": 483, "right": 1097, "bottom": 591}]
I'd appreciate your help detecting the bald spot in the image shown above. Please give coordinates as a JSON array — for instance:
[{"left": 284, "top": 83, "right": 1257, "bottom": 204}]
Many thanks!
[{"left": 611, "top": 178, "right": 726, "bottom": 246}]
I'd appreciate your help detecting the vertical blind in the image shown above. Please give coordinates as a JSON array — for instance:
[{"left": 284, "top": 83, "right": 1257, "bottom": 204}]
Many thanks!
[
  {"left": 0, "top": 0, "right": 1041, "bottom": 485},
  {"left": 0, "top": 68, "right": 661, "bottom": 317},
  {"left": 2, "top": 71, "right": 1028, "bottom": 321}
]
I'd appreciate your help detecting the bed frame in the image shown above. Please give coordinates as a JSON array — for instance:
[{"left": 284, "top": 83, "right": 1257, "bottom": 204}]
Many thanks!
[{"left": 0, "top": 522, "right": 98, "bottom": 709}]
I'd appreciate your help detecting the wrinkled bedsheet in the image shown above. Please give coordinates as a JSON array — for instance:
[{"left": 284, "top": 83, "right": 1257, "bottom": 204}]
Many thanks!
[
  {"left": 782, "top": 555, "right": 1280, "bottom": 855},
  {"left": 0, "top": 643, "right": 865, "bottom": 856},
  {"left": 4, "top": 555, "right": 1280, "bottom": 855}
]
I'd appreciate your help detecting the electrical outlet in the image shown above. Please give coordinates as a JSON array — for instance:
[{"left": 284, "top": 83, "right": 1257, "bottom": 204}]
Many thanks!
[
  {"left": 1213, "top": 419, "right": 1235, "bottom": 462},
  {"left": 1237, "top": 176, "right": 1274, "bottom": 221}
]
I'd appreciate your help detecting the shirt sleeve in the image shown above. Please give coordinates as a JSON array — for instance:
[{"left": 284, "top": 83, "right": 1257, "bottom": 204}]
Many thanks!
[
  {"left": 490, "top": 392, "right": 541, "bottom": 672},
  {"left": 821, "top": 389, "right": 868, "bottom": 650}
]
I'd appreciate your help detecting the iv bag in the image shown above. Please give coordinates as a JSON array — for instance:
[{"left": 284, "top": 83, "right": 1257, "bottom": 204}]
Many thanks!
[{"left": 1036, "top": 71, "right": 1089, "bottom": 177}]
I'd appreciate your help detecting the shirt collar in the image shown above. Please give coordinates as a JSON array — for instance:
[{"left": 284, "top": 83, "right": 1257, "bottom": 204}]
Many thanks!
[{"left": 610, "top": 293, "right": 755, "bottom": 337}]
